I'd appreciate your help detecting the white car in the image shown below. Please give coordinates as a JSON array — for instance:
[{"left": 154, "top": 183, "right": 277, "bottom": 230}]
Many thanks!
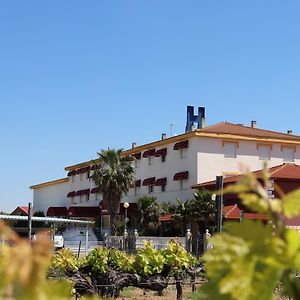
[{"left": 53, "top": 235, "right": 64, "bottom": 249}]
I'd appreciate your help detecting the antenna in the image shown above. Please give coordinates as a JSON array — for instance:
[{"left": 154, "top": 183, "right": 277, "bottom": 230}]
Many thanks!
[{"left": 170, "top": 123, "right": 174, "bottom": 137}]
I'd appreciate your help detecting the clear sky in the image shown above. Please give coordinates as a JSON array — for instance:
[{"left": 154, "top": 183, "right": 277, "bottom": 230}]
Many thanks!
[{"left": 1, "top": 1, "right": 300, "bottom": 212}]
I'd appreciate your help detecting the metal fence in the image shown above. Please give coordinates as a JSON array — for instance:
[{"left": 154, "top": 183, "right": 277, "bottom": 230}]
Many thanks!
[{"left": 64, "top": 229, "right": 212, "bottom": 257}]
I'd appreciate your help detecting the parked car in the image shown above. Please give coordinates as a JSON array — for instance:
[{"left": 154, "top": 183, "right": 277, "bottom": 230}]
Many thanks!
[{"left": 53, "top": 235, "right": 64, "bottom": 249}]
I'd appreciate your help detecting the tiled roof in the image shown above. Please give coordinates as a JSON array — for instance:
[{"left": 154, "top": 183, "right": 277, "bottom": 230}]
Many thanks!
[
  {"left": 199, "top": 122, "right": 300, "bottom": 141},
  {"left": 192, "top": 163, "right": 300, "bottom": 189},
  {"left": 223, "top": 204, "right": 267, "bottom": 220},
  {"left": 286, "top": 215, "right": 300, "bottom": 228},
  {"left": 160, "top": 214, "right": 173, "bottom": 222},
  {"left": 11, "top": 206, "right": 29, "bottom": 216}
]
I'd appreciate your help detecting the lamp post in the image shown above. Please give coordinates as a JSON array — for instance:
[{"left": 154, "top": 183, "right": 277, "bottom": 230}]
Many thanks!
[{"left": 123, "top": 202, "right": 129, "bottom": 233}]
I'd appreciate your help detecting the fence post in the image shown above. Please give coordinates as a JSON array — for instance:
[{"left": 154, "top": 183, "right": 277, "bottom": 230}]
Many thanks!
[
  {"left": 203, "top": 229, "right": 212, "bottom": 251},
  {"left": 123, "top": 229, "right": 128, "bottom": 251},
  {"left": 134, "top": 229, "right": 138, "bottom": 252},
  {"left": 185, "top": 229, "right": 192, "bottom": 252},
  {"left": 103, "top": 233, "right": 108, "bottom": 248}
]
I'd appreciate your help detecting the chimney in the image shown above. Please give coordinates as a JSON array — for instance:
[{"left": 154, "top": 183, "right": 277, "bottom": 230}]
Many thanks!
[
  {"left": 287, "top": 130, "right": 293, "bottom": 135},
  {"left": 201, "top": 117, "right": 206, "bottom": 129},
  {"left": 251, "top": 120, "right": 257, "bottom": 128},
  {"left": 131, "top": 142, "right": 136, "bottom": 149},
  {"left": 161, "top": 133, "right": 167, "bottom": 140}
]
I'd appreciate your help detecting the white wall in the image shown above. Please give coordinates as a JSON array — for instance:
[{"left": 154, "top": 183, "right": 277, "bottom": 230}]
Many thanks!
[
  {"left": 124, "top": 136, "right": 199, "bottom": 204},
  {"left": 33, "top": 181, "right": 70, "bottom": 214},
  {"left": 69, "top": 171, "right": 102, "bottom": 207},
  {"left": 197, "top": 137, "right": 300, "bottom": 183}
]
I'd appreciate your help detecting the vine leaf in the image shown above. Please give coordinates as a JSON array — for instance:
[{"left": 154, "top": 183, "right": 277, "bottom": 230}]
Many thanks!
[{"left": 282, "top": 189, "right": 300, "bottom": 218}]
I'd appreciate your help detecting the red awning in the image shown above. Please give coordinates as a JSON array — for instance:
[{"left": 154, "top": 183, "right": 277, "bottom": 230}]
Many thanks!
[
  {"left": 155, "top": 177, "right": 167, "bottom": 186},
  {"left": 142, "top": 177, "right": 155, "bottom": 186},
  {"left": 91, "top": 187, "right": 100, "bottom": 194},
  {"left": 173, "top": 140, "right": 189, "bottom": 150},
  {"left": 47, "top": 207, "right": 68, "bottom": 217},
  {"left": 135, "top": 179, "right": 141, "bottom": 187},
  {"left": 67, "top": 170, "right": 77, "bottom": 177},
  {"left": 173, "top": 171, "right": 189, "bottom": 181},
  {"left": 67, "top": 191, "right": 76, "bottom": 198},
  {"left": 155, "top": 148, "right": 167, "bottom": 157},
  {"left": 76, "top": 166, "right": 90, "bottom": 174},
  {"left": 91, "top": 164, "right": 100, "bottom": 171},
  {"left": 142, "top": 149, "right": 156, "bottom": 158},
  {"left": 68, "top": 206, "right": 101, "bottom": 217},
  {"left": 132, "top": 152, "right": 142, "bottom": 160},
  {"left": 75, "top": 189, "right": 90, "bottom": 196}
]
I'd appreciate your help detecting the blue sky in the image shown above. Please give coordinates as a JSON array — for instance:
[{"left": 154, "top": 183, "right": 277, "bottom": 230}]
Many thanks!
[{"left": 1, "top": 1, "right": 300, "bottom": 212}]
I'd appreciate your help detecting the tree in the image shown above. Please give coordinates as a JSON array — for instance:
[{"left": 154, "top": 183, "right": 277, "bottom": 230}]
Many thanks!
[
  {"left": 189, "top": 189, "right": 215, "bottom": 234},
  {"left": 91, "top": 149, "right": 135, "bottom": 236},
  {"left": 161, "top": 199, "right": 190, "bottom": 236},
  {"left": 137, "top": 196, "right": 161, "bottom": 236}
]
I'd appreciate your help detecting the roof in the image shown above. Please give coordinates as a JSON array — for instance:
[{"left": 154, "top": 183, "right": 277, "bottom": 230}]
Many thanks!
[
  {"left": 223, "top": 204, "right": 267, "bottom": 220},
  {"left": 30, "top": 178, "right": 69, "bottom": 189},
  {"left": 192, "top": 163, "right": 300, "bottom": 189},
  {"left": 286, "top": 215, "right": 300, "bottom": 228},
  {"left": 64, "top": 122, "right": 300, "bottom": 171},
  {"left": 11, "top": 206, "right": 29, "bottom": 216},
  {"left": 160, "top": 214, "right": 174, "bottom": 222},
  {"left": 199, "top": 122, "right": 300, "bottom": 142}
]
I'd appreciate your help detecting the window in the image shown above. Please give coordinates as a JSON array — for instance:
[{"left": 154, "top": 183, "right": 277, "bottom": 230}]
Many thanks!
[
  {"left": 161, "top": 185, "right": 166, "bottom": 192},
  {"left": 148, "top": 156, "right": 154, "bottom": 165},
  {"left": 134, "top": 187, "right": 140, "bottom": 196},
  {"left": 134, "top": 159, "right": 140, "bottom": 168},
  {"left": 86, "top": 194, "right": 89, "bottom": 202},
  {"left": 180, "top": 148, "right": 187, "bottom": 159},
  {"left": 86, "top": 171, "right": 90, "bottom": 180},
  {"left": 282, "top": 146, "right": 295, "bottom": 162},
  {"left": 95, "top": 193, "right": 100, "bottom": 201},
  {"left": 79, "top": 173, "right": 84, "bottom": 181},
  {"left": 161, "top": 155, "right": 166, "bottom": 163},
  {"left": 71, "top": 176, "right": 75, "bottom": 183},
  {"left": 148, "top": 185, "right": 154, "bottom": 194},
  {"left": 258, "top": 144, "right": 271, "bottom": 160},
  {"left": 71, "top": 197, "right": 76, "bottom": 204},
  {"left": 79, "top": 195, "right": 83, "bottom": 203},
  {"left": 180, "top": 180, "right": 188, "bottom": 190},
  {"left": 223, "top": 141, "right": 238, "bottom": 158}
]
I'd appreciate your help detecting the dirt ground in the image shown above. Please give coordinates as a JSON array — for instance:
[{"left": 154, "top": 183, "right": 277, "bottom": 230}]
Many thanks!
[
  {"left": 119, "top": 285, "right": 289, "bottom": 300},
  {"left": 119, "top": 285, "right": 196, "bottom": 300}
]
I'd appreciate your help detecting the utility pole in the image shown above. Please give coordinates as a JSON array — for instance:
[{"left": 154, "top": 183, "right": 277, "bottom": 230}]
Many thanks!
[
  {"left": 215, "top": 176, "right": 223, "bottom": 233},
  {"left": 28, "top": 202, "right": 32, "bottom": 240}
]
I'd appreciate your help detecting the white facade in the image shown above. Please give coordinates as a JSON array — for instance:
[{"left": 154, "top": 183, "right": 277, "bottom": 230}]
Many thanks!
[
  {"left": 31, "top": 122, "right": 300, "bottom": 214},
  {"left": 32, "top": 179, "right": 70, "bottom": 214}
]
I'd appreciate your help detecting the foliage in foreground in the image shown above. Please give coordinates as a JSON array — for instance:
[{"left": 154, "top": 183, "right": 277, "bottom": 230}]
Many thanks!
[
  {"left": 0, "top": 224, "right": 74, "bottom": 300},
  {"left": 198, "top": 165, "right": 300, "bottom": 300}
]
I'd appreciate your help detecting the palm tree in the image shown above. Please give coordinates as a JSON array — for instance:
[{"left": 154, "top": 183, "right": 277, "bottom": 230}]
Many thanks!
[
  {"left": 91, "top": 149, "right": 135, "bottom": 235},
  {"left": 161, "top": 199, "right": 190, "bottom": 236},
  {"left": 137, "top": 196, "right": 161, "bottom": 236},
  {"left": 189, "top": 189, "right": 215, "bottom": 234}
]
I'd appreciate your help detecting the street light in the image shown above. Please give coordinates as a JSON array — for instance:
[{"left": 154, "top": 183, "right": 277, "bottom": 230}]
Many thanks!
[{"left": 123, "top": 202, "right": 129, "bottom": 234}]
